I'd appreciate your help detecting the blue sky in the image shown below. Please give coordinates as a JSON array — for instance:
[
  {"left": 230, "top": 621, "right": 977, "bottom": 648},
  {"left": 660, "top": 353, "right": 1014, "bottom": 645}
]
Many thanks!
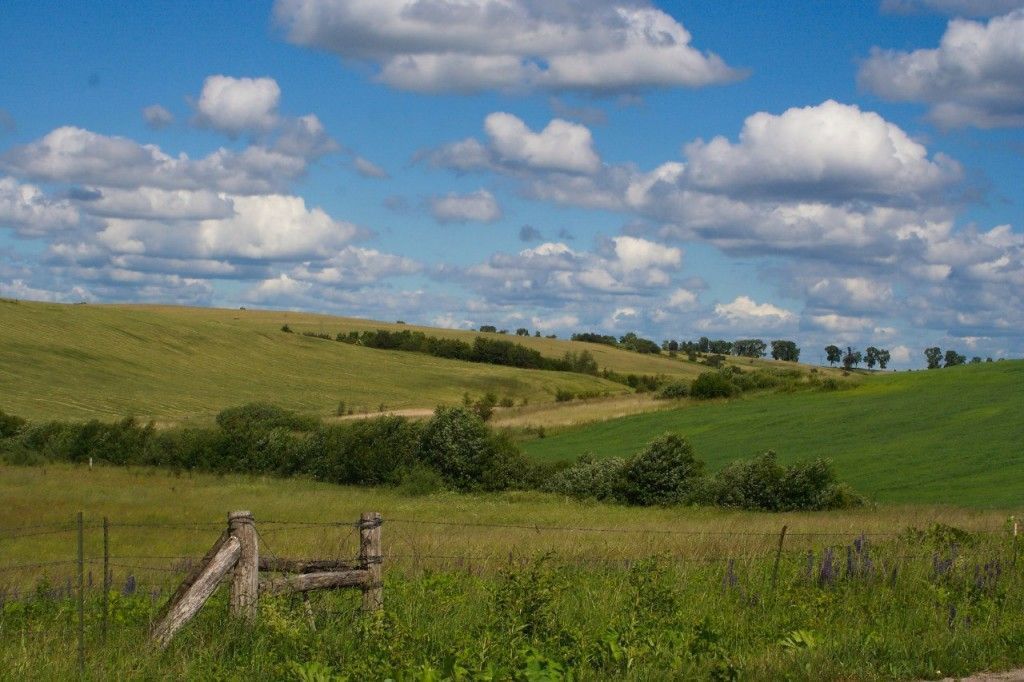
[{"left": 1, "top": 0, "right": 1022, "bottom": 367}]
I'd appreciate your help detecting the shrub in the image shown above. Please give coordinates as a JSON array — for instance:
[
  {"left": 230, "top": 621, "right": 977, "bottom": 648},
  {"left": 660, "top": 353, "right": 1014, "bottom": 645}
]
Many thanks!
[
  {"left": 281, "top": 324, "right": 292, "bottom": 333},
  {"left": 619, "top": 434, "right": 705, "bottom": 506},
  {"left": 704, "top": 451, "right": 861, "bottom": 511},
  {"left": 690, "top": 372, "right": 737, "bottom": 400},
  {"left": 542, "top": 455, "right": 626, "bottom": 502},
  {"left": 215, "top": 403, "right": 318, "bottom": 433},
  {"left": 657, "top": 382, "right": 689, "bottom": 400},
  {"left": 304, "top": 417, "right": 422, "bottom": 486},
  {"left": 554, "top": 389, "right": 575, "bottom": 402},
  {"left": 0, "top": 409, "right": 27, "bottom": 438},
  {"left": 395, "top": 463, "right": 445, "bottom": 496},
  {"left": 472, "top": 392, "right": 498, "bottom": 421},
  {"left": 416, "top": 407, "right": 528, "bottom": 491},
  {"left": 498, "top": 397, "right": 515, "bottom": 408}
]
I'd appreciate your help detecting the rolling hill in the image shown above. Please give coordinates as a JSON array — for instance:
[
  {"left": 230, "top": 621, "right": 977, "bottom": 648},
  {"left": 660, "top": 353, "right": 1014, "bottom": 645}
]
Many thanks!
[{"left": 523, "top": 360, "right": 1024, "bottom": 507}]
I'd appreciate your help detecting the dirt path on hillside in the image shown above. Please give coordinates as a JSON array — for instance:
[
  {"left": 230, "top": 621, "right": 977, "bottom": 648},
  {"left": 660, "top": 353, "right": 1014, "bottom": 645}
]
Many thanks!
[{"left": 329, "top": 408, "right": 435, "bottom": 421}]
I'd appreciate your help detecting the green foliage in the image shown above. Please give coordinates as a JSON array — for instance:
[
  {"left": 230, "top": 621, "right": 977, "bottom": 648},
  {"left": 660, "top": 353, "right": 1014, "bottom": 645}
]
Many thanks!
[
  {"left": 657, "top": 381, "right": 689, "bottom": 399},
  {"left": 215, "top": 403, "right": 318, "bottom": 433},
  {"left": 554, "top": 389, "right": 575, "bottom": 402},
  {"left": 618, "top": 332, "right": 661, "bottom": 354},
  {"left": 619, "top": 434, "right": 705, "bottom": 506},
  {"left": 690, "top": 372, "right": 737, "bottom": 400},
  {"left": 701, "top": 451, "right": 861, "bottom": 511},
  {"left": 0, "top": 409, "right": 27, "bottom": 438},
  {"left": 770, "top": 340, "right": 800, "bottom": 362},
  {"left": 417, "top": 406, "right": 528, "bottom": 491},
  {"left": 542, "top": 455, "right": 626, "bottom": 501},
  {"left": 733, "top": 339, "right": 767, "bottom": 358},
  {"left": 925, "top": 346, "right": 943, "bottom": 369}
]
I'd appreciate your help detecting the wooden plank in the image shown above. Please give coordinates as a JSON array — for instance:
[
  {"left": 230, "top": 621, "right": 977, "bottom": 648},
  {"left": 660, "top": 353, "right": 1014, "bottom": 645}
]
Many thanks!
[
  {"left": 151, "top": 536, "right": 241, "bottom": 648},
  {"left": 259, "top": 557, "right": 361, "bottom": 574},
  {"left": 259, "top": 569, "right": 370, "bottom": 596}
]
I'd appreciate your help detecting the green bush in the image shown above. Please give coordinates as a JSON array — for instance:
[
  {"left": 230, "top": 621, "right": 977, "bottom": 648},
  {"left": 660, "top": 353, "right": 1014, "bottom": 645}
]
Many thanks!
[
  {"left": 657, "top": 382, "right": 689, "bottom": 399},
  {"left": 619, "top": 434, "right": 705, "bottom": 506},
  {"left": 554, "top": 389, "right": 575, "bottom": 402},
  {"left": 304, "top": 417, "right": 422, "bottom": 486},
  {"left": 0, "top": 409, "right": 27, "bottom": 438},
  {"left": 395, "top": 463, "right": 446, "bottom": 496},
  {"left": 417, "top": 407, "right": 529, "bottom": 491},
  {"left": 542, "top": 455, "right": 626, "bottom": 502},
  {"left": 690, "top": 372, "right": 737, "bottom": 400},
  {"left": 703, "top": 451, "right": 861, "bottom": 511},
  {"left": 215, "top": 403, "right": 318, "bottom": 433}
]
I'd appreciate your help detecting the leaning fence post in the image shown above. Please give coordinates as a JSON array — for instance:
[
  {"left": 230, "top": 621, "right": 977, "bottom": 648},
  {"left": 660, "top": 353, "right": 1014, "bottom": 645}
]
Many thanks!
[
  {"left": 228, "top": 511, "right": 258, "bottom": 619},
  {"left": 359, "top": 512, "right": 383, "bottom": 612},
  {"left": 77, "top": 511, "right": 85, "bottom": 677},
  {"left": 770, "top": 525, "right": 788, "bottom": 593}
]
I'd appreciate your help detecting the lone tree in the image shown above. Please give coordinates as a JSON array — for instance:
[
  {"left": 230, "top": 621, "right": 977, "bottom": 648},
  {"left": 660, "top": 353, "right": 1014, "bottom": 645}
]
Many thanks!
[
  {"left": 877, "top": 349, "right": 891, "bottom": 369},
  {"left": 734, "top": 339, "right": 767, "bottom": 358},
  {"left": 865, "top": 346, "right": 880, "bottom": 369},
  {"left": 924, "top": 347, "right": 942, "bottom": 369},
  {"left": 944, "top": 349, "right": 966, "bottom": 367},
  {"left": 825, "top": 345, "right": 841, "bottom": 367},
  {"left": 770, "top": 340, "right": 800, "bottom": 362},
  {"left": 842, "top": 346, "right": 862, "bottom": 370}
]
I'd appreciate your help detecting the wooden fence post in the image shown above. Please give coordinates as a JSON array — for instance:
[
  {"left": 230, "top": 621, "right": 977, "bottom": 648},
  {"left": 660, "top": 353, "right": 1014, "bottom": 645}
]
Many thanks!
[
  {"left": 359, "top": 512, "right": 382, "bottom": 612},
  {"left": 770, "top": 525, "right": 788, "bottom": 593},
  {"left": 76, "top": 511, "right": 85, "bottom": 676},
  {"left": 102, "top": 516, "right": 109, "bottom": 644},
  {"left": 228, "top": 511, "right": 258, "bottom": 619},
  {"left": 150, "top": 536, "right": 241, "bottom": 648}
]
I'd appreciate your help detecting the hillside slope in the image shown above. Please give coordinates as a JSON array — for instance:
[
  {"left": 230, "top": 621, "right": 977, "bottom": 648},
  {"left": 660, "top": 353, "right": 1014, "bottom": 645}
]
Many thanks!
[
  {"left": 0, "top": 300, "right": 627, "bottom": 421},
  {"left": 524, "top": 361, "right": 1024, "bottom": 507}
]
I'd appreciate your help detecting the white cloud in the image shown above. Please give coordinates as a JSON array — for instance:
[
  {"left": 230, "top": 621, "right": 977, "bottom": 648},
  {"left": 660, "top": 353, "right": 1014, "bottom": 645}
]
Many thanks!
[
  {"left": 0, "top": 176, "right": 79, "bottom": 236},
  {"left": 274, "top": 0, "right": 743, "bottom": 94},
  {"left": 74, "top": 187, "right": 235, "bottom": 221},
  {"left": 485, "top": 113, "right": 601, "bottom": 174},
  {"left": 698, "top": 295, "right": 796, "bottom": 332},
  {"left": 95, "top": 194, "right": 358, "bottom": 262},
  {"left": 531, "top": 313, "right": 579, "bottom": 331},
  {"left": 889, "top": 345, "right": 912, "bottom": 363},
  {"left": 1, "top": 126, "right": 309, "bottom": 195},
  {"left": 612, "top": 235, "right": 681, "bottom": 272},
  {"left": 289, "top": 246, "right": 420, "bottom": 285},
  {"left": 666, "top": 287, "right": 700, "bottom": 309},
  {"left": 142, "top": 104, "right": 174, "bottom": 130},
  {"left": 193, "top": 75, "right": 281, "bottom": 136},
  {"left": 806, "top": 313, "right": 876, "bottom": 334},
  {"left": 353, "top": 156, "right": 389, "bottom": 179},
  {"left": 681, "top": 100, "right": 961, "bottom": 200},
  {"left": 274, "top": 114, "right": 339, "bottom": 159},
  {"left": 430, "top": 189, "right": 502, "bottom": 224},
  {"left": 859, "top": 10, "right": 1024, "bottom": 128}
]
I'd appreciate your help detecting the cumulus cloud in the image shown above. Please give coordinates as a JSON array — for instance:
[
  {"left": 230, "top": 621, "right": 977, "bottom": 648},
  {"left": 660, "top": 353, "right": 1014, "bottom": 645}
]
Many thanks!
[
  {"left": 681, "top": 100, "right": 961, "bottom": 202},
  {"left": 430, "top": 189, "right": 502, "bottom": 224},
  {"left": 94, "top": 194, "right": 359, "bottom": 262},
  {"left": 274, "top": 114, "right": 339, "bottom": 159},
  {"left": 193, "top": 75, "right": 281, "bottom": 136},
  {"left": 1, "top": 126, "right": 309, "bottom": 195},
  {"left": 859, "top": 10, "right": 1024, "bottom": 128},
  {"left": 142, "top": 104, "right": 174, "bottom": 130},
  {"left": 288, "top": 246, "right": 420, "bottom": 285},
  {"left": 486, "top": 113, "right": 601, "bottom": 174},
  {"left": 72, "top": 187, "right": 235, "bottom": 221},
  {"left": 0, "top": 176, "right": 79, "bottom": 236},
  {"left": 697, "top": 295, "right": 796, "bottom": 332},
  {"left": 273, "top": 0, "right": 743, "bottom": 94}
]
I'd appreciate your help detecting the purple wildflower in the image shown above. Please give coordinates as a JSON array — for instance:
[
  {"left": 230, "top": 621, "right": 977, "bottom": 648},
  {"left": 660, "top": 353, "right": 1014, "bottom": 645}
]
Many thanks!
[
  {"left": 123, "top": 574, "right": 136, "bottom": 596},
  {"left": 819, "top": 548, "right": 836, "bottom": 587}
]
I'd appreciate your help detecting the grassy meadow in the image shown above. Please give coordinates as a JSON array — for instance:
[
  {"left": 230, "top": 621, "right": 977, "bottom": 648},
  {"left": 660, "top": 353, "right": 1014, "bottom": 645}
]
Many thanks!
[
  {"left": 2, "top": 465, "right": 1022, "bottom": 680},
  {"left": 524, "top": 360, "right": 1024, "bottom": 508}
]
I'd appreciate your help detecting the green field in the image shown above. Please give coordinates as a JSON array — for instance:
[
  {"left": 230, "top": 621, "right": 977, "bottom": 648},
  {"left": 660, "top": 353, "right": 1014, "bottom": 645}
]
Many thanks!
[{"left": 524, "top": 361, "right": 1024, "bottom": 508}]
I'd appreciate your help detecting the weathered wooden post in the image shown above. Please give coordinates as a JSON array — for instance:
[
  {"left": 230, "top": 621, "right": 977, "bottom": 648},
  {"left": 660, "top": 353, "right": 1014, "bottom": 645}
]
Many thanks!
[
  {"left": 359, "top": 512, "right": 382, "bottom": 612},
  {"left": 228, "top": 511, "right": 258, "bottom": 619},
  {"left": 150, "top": 536, "right": 241, "bottom": 648}
]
